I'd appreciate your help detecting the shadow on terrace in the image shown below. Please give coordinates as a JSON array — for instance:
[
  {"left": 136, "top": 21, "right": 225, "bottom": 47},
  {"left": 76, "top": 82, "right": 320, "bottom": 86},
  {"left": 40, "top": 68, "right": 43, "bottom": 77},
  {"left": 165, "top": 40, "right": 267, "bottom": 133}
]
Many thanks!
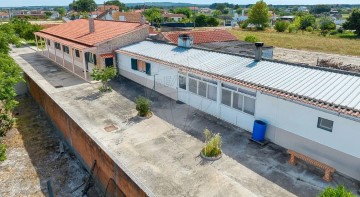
[{"left": 109, "top": 77, "right": 360, "bottom": 197}]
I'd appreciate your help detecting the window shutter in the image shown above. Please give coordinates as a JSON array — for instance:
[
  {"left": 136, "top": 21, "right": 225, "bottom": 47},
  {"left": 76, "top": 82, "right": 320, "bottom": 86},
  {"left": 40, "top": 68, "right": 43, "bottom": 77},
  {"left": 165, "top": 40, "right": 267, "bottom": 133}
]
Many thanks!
[
  {"left": 131, "top": 58, "right": 138, "bottom": 70},
  {"left": 85, "top": 52, "right": 89, "bottom": 62},
  {"left": 93, "top": 54, "right": 97, "bottom": 65},
  {"left": 146, "top": 63, "right": 151, "bottom": 75}
]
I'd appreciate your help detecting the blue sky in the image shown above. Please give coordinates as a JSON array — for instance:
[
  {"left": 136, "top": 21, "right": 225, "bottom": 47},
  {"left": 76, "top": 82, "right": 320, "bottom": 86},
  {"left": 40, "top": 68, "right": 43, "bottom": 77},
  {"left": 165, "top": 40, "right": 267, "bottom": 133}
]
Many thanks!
[{"left": 0, "top": 0, "right": 359, "bottom": 7}]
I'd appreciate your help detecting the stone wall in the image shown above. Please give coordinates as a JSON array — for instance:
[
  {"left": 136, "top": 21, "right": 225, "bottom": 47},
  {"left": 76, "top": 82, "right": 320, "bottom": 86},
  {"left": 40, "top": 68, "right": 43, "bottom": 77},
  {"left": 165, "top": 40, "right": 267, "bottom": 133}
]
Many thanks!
[{"left": 24, "top": 73, "right": 148, "bottom": 197}]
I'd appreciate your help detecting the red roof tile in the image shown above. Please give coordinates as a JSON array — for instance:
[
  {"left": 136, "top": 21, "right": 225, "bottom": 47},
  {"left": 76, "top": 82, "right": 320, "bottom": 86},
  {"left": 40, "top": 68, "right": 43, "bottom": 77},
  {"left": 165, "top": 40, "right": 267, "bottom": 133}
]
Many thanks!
[
  {"left": 35, "top": 32, "right": 90, "bottom": 50},
  {"left": 100, "top": 53, "right": 114, "bottom": 58},
  {"left": 162, "top": 29, "right": 238, "bottom": 44},
  {"left": 39, "top": 19, "right": 147, "bottom": 47}
]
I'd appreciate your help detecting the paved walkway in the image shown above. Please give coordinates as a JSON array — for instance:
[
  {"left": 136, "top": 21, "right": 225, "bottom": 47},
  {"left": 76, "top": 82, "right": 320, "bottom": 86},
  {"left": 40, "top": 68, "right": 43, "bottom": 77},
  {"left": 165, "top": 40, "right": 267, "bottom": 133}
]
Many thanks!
[{"left": 11, "top": 46, "right": 360, "bottom": 197}]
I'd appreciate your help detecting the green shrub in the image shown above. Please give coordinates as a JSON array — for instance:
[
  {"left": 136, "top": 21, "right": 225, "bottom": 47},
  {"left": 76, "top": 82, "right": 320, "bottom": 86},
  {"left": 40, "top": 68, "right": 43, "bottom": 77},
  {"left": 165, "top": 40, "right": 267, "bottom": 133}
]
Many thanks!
[
  {"left": 306, "top": 26, "right": 314, "bottom": 32},
  {"left": 135, "top": 96, "right": 151, "bottom": 117},
  {"left": 337, "top": 27, "right": 344, "bottom": 34},
  {"left": 274, "top": 21, "right": 289, "bottom": 32},
  {"left": 90, "top": 66, "right": 117, "bottom": 92},
  {"left": 288, "top": 24, "right": 296, "bottom": 33},
  {"left": 0, "top": 113, "right": 15, "bottom": 136},
  {"left": 329, "top": 30, "right": 338, "bottom": 35},
  {"left": 318, "top": 185, "right": 355, "bottom": 197},
  {"left": 202, "top": 129, "right": 222, "bottom": 157},
  {"left": 0, "top": 143, "right": 6, "bottom": 161},
  {"left": 244, "top": 35, "right": 260, "bottom": 43},
  {"left": 240, "top": 20, "right": 249, "bottom": 29}
]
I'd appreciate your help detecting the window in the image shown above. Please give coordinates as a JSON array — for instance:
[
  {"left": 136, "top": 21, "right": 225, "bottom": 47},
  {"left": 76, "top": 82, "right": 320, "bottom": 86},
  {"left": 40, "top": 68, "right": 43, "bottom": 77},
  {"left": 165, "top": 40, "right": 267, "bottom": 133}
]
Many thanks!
[
  {"left": 317, "top": 117, "right": 333, "bottom": 132},
  {"left": 233, "top": 93, "right": 243, "bottom": 111},
  {"left": 62, "top": 45, "right": 69, "bottom": 54},
  {"left": 189, "top": 78, "right": 197, "bottom": 94},
  {"left": 207, "top": 84, "right": 217, "bottom": 101},
  {"left": 55, "top": 42, "right": 61, "bottom": 50},
  {"left": 75, "top": 50, "right": 80, "bottom": 58},
  {"left": 222, "top": 89, "right": 231, "bottom": 107},
  {"left": 130, "top": 58, "right": 151, "bottom": 75},
  {"left": 238, "top": 87, "right": 256, "bottom": 97},
  {"left": 47, "top": 40, "right": 50, "bottom": 46},
  {"left": 198, "top": 81, "right": 207, "bottom": 97},
  {"left": 244, "top": 97, "right": 256, "bottom": 115},
  {"left": 119, "top": 16, "right": 126, "bottom": 21},
  {"left": 86, "top": 52, "right": 97, "bottom": 65},
  {"left": 179, "top": 75, "right": 186, "bottom": 90}
]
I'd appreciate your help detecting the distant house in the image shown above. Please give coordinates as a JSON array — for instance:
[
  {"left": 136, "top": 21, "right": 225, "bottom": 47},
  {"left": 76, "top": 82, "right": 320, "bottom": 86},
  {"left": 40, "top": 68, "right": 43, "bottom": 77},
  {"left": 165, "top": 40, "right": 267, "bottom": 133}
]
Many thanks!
[
  {"left": 280, "top": 16, "right": 295, "bottom": 22},
  {"left": 112, "top": 11, "right": 143, "bottom": 23},
  {"left": 0, "top": 11, "right": 10, "bottom": 19},
  {"left": 189, "top": 7, "right": 200, "bottom": 13},
  {"left": 200, "top": 8, "right": 212, "bottom": 14},
  {"left": 89, "top": 11, "right": 104, "bottom": 19},
  {"left": 157, "top": 29, "right": 273, "bottom": 59},
  {"left": 162, "top": 13, "right": 186, "bottom": 22},
  {"left": 298, "top": 6, "right": 309, "bottom": 12},
  {"left": 34, "top": 19, "right": 149, "bottom": 81},
  {"left": 97, "top": 5, "right": 120, "bottom": 12}
]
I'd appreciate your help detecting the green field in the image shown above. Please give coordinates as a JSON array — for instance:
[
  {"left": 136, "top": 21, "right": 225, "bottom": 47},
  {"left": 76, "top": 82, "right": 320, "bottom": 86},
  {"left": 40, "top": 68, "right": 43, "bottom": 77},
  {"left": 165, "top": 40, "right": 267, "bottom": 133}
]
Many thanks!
[{"left": 229, "top": 29, "right": 360, "bottom": 56}]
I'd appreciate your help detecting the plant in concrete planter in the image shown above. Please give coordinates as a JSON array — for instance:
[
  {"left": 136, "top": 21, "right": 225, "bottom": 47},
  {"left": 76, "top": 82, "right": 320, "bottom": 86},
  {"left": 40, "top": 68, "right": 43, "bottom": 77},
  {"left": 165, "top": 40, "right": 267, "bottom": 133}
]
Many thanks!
[
  {"left": 318, "top": 185, "right": 355, "bottom": 197},
  {"left": 90, "top": 66, "right": 117, "bottom": 92},
  {"left": 201, "top": 129, "right": 222, "bottom": 159},
  {"left": 135, "top": 96, "right": 152, "bottom": 117}
]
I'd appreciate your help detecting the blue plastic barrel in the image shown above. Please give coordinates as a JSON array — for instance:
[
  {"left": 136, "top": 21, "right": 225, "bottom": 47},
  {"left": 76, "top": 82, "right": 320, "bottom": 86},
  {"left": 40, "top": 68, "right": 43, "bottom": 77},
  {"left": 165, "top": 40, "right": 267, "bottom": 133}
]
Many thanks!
[{"left": 252, "top": 120, "right": 267, "bottom": 142}]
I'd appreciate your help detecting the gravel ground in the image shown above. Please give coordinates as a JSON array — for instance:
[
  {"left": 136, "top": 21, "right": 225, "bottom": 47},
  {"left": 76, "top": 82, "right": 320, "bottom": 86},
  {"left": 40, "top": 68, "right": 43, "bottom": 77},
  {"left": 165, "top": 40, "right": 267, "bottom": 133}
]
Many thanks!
[
  {"left": 274, "top": 47, "right": 360, "bottom": 67},
  {"left": 0, "top": 95, "right": 101, "bottom": 197}
]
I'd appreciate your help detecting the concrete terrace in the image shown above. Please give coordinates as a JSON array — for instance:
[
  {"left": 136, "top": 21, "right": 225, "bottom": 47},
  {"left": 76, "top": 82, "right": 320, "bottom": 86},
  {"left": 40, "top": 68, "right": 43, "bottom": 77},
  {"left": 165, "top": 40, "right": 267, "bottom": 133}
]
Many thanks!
[{"left": 11, "top": 46, "right": 360, "bottom": 197}]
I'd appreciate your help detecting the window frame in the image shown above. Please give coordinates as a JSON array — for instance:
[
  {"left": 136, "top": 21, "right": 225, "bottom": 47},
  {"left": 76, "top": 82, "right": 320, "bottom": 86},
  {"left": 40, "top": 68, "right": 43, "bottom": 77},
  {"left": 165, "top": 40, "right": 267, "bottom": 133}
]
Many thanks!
[
  {"left": 317, "top": 117, "right": 334, "bottom": 132},
  {"left": 130, "top": 58, "right": 151, "bottom": 76},
  {"left": 75, "top": 49, "right": 80, "bottom": 58},
  {"left": 178, "top": 75, "right": 187, "bottom": 90},
  {"left": 221, "top": 83, "right": 256, "bottom": 116},
  {"left": 188, "top": 75, "right": 218, "bottom": 102}
]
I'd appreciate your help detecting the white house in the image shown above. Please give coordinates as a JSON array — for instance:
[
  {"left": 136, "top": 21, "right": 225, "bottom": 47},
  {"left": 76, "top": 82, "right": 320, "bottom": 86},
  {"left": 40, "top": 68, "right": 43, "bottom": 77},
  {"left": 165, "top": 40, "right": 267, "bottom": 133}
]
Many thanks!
[
  {"left": 116, "top": 38, "right": 360, "bottom": 181},
  {"left": 162, "top": 13, "right": 186, "bottom": 22}
]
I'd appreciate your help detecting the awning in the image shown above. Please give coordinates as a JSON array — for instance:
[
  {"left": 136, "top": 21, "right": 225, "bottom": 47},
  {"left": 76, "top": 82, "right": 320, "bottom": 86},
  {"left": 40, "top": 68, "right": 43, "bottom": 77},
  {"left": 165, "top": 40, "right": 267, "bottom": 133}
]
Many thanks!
[
  {"left": 100, "top": 53, "right": 114, "bottom": 58},
  {"left": 35, "top": 32, "right": 91, "bottom": 50}
]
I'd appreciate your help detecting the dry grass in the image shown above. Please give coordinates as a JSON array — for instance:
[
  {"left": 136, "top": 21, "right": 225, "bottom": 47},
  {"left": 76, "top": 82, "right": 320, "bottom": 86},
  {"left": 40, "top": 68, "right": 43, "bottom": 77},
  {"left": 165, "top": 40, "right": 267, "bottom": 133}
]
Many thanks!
[{"left": 229, "top": 29, "right": 360, "bottom": 56}]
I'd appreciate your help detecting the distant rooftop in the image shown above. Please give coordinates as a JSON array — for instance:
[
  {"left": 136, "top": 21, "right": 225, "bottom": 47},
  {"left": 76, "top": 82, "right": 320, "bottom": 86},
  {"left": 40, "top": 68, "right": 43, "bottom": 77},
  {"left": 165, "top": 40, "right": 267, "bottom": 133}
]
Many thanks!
[{"left": 162, "top": 29, "right": 238, "bottom": 44}]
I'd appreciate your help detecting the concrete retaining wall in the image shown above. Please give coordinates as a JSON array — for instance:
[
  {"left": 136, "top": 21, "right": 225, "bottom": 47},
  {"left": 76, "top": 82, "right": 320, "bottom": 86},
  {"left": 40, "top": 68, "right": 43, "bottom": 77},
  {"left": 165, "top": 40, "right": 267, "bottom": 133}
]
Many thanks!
[{"left": 24, "top": 73, "right": 148, "bottom": 197}]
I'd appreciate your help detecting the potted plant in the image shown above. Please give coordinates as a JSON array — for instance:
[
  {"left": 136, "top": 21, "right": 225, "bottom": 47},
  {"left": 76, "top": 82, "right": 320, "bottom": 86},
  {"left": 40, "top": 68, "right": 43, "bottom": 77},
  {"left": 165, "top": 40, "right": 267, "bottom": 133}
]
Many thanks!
[
  {"left": 135, "top": 96, "right": 152, "bottom": 118},
  {"left": 201, "top": 129, "right": 222, "bottom": 161}
]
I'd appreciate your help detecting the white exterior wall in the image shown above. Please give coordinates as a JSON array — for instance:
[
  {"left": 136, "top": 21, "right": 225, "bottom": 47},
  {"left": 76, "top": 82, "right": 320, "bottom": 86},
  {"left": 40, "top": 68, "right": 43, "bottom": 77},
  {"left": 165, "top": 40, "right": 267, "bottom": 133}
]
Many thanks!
[{"left": 117, "top": 52, "right": 360, "bottom": 180}]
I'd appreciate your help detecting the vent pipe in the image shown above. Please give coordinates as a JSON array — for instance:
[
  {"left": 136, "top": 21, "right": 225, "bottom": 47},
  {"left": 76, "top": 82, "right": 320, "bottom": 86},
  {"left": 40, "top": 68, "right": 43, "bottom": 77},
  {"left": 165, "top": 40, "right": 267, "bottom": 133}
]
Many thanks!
[
  {"left": 178, "top": 34, "right": 194, "bottom": 48},
  {"left": 89, "top": 18, "right": 95, "bottom": 33},
  {"left": 254, "top": 42, "right": 264, "bottom": 62}
]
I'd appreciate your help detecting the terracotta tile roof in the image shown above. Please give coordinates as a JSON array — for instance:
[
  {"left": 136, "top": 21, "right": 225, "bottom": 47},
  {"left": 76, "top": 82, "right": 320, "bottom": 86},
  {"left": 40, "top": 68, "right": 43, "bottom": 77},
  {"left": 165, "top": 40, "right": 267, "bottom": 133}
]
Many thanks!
[
  {"left": 112, "top": 11, "right": 142, "bottom": 23},
  {"left": 39, "top": 19, "right": 147, "bottom": 47},
  {"left": 35, "top": 32, "right": 90, "bottom": 50},
  {"left": 162, "top": 29, "right": 238, "bottom": 44},
  {"left": 0, "top": 12, "right": 9, "bottom": 16},
  {"left": 100, "top": 53, "right": 114, "bottom": 58},
  {"left": 97, "top": 5, "right": 119, "bottom": 12},
  {"left": 162, "top": 13, "right": 186, "bottom": 18}
]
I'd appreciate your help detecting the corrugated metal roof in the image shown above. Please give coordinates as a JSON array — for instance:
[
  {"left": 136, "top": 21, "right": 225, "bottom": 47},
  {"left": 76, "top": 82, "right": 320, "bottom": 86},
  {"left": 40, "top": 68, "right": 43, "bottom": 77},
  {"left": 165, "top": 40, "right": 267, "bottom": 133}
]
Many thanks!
[{"left": 117, "top": 41, "right": 360, "bottom": 113}]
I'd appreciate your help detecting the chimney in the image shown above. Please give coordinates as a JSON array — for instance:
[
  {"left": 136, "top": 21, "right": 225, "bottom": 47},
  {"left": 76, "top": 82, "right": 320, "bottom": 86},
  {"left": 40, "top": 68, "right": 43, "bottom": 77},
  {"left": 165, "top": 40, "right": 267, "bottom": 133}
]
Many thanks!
[
  {"left": 89, "top": 18, "right": 95, "bottom": 33},
  {"left": 140, "top": 15, "right": 146, "bottom": 25},
  {"left": 254, "top": 42, "right": 264, "bottom": 62},
  {"left": 178, "top": 34, "right": 194, "bottom": 48}
]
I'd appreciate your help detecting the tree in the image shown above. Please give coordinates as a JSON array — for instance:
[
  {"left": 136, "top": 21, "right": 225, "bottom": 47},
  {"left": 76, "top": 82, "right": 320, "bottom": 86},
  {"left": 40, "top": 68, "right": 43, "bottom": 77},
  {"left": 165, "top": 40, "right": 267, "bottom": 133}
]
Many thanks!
[
  {"left": 319, "top": 16, "right": 336, "bottom": 35},
  {"left": 212, "top": 10, "right": 222, "bottom": 17},
  {"left": 104, "top": 0, "right": 127, "bottom": 11},
  {"left": 69, "top": 0, "right": 97, "bottom": 12},
  {"left": 195, "top": 14, "right": 208, "bottom": 27},
  {"left": 236, "top": 8, "right": 243, "bottom": 15},
  {"left": 174, "top": 7, "right": 191, "bottom": 18},
  {"left": 10, "top": 18, "right": 42, "bottom": 40},
  {"left": 216, "top": 4, "right": 226, "bottom": 13},
  {"left": 311, "top": 4, "right": 331, "bottom": 14},
  {"left": 207, "top": 17, "right": 219, "bottom": 27},
  {"left": 343, "top": 9, "right": 360, "bottom": 36},
  {"left": 55, "top": 7, "right": 66, "bottom": 17},
  {"left": 143, "top": 8, "right": 162, "bottom": 27},
  {"left": 274, "top": 21, "right": 289, "bottom": 32},
  {"left": 90, "top": 67, "right": 117, "bottom": 92},
  {"left": 293, "top": 14, "right": 315, "bottom": 32},
  {"left": 248, "top": 0, "right": 270, "bottom": 30},
  {"left": 0, "top": 32, "right": 10, "bottom": 54},
  {"left": 44, "top": 11, "right": 52, "bottom": 19}
]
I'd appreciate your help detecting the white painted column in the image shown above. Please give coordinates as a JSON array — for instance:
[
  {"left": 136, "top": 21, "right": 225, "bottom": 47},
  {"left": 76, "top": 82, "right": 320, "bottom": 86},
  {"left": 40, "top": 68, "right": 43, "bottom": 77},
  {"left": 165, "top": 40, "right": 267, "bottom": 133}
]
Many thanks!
[
  {"left": 41, "top": 37, "right": 45, "bottom": 55},
  {"left": 216, "top": 80, "right": 222, "bottom": 118},
  {"left": 54, "top": 42, "right": 57, "bottom": 62},
  {"left": 82, "top": 51, "right": 87, "bottom": 80},
  {"left": 71, "top": 48, "right": 75, "bottom": 72},
  {"left": 46, "top": 39, "right": 50, "bottom": 58},
  {"left": 62, "top": 45, "right": 65, "bottom": 67},
  {"left": 34, "top": 35, "right": 39, "bottom": 52}
]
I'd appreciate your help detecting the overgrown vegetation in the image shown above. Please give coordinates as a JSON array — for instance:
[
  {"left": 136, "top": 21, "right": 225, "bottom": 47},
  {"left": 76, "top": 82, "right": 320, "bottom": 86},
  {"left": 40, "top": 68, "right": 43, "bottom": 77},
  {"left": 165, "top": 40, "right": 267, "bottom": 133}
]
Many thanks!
[
  {"left": 244, "top": 35, "right": 260, "bottom": 43},
  {"left": 247, "top": 0, "right": 269, "bottom": 30},
  {"left": 0, "top": 143, "right": 6, "bottom": 161},
  {"left": 274, "top": 21, "right": 289, "bottom": 32},
  {"left": 135, "top": 96, "right": 151, "bottom": 117},
  {"left": 90, "top": 66, "right": 117, "bottom": 92},
  {"left": 317, "top": 59, "right": 360, "bottom": 73},
  {"left": 318, "top": 185, "right": 355, "bottom": 197},
  {"left": 343, "top": 9, "right": 360, "bottom": 36},
  {"left": 201, "top": 129, "right": 222, "bottom": 158}
]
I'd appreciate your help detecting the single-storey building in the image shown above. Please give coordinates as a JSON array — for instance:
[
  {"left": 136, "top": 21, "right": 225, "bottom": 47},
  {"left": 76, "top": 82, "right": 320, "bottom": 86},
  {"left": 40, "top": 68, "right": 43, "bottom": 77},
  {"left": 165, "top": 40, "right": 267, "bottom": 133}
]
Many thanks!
[
  {"left": 115, "top": 38, "right": 360, "bottom": 180},
  {"left": 34, "top": 18, "right": 149, "bottom": 81},
  {"left": 162, "top": 13, "right": 186, "bottom": 22}
]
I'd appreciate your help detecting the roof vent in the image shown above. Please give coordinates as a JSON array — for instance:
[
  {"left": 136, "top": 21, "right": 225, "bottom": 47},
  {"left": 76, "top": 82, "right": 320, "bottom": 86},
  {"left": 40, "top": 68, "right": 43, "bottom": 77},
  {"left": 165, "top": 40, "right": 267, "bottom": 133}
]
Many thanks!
[
  {"left": 178, "top": 34, "right": 194, "bottom": 48},
  {"left": 254, "top": 42, "right": 264, "bottom": 62},
  {"left": 89, "top": 18, "right": 95, "bottom": 33}
]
